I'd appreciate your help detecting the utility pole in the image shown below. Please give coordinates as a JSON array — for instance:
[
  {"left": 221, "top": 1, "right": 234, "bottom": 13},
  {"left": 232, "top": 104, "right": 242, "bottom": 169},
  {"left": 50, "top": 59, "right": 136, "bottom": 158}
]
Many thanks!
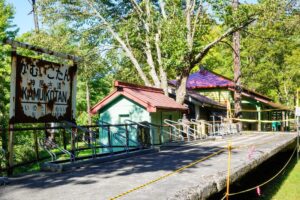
[
  {"left": 233, "top": 0, "right": 242, "bottom": 131},
  {"left": 31, "top": 0, "right": 39, "bottom": 33}
]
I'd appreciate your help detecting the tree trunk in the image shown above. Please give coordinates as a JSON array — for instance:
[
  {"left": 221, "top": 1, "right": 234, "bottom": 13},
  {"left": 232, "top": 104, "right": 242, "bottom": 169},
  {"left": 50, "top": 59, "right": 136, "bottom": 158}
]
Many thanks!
[
  {"left": 32, "top": 0, "right": 39, "bottom": 33},
  {"left": 85, "top": 1, "right": 151, "bottom": 86},
  {"left": 175, "top": 69, "right": 189, "bottom": 104},
  {"left": 155, "top": 30, "right": 168, "bottom": 96},
  {"left": 233, "top": 0, "right": 242, "bottom": 125},
  {"left": 144, "top": 0, "right": 161, "bottom": 87}
]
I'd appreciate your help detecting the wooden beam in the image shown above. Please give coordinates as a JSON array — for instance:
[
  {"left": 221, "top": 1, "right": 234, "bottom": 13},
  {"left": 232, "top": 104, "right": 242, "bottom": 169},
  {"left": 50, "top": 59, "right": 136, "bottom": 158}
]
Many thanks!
[{"left": 3, "top": 38, "right": 81, "bottom": 62}]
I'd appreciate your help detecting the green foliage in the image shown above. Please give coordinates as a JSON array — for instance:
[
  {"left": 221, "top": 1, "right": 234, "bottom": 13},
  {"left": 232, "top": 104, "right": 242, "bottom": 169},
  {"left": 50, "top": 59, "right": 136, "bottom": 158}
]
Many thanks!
[
  {"left": 241, "top": 0, "right": 300, "bottom": 105},
  {"left": 200, "top": 0, "right": 300, "bottom": 106},
  {"left": 16, "top": 22, "right": 113, "bottom": 124},
  {"left": 37, "top": 0, "right": 256, "bottom": 85},
  {"left": 0, "top": 0, "right": 17, "bottom": 126}
]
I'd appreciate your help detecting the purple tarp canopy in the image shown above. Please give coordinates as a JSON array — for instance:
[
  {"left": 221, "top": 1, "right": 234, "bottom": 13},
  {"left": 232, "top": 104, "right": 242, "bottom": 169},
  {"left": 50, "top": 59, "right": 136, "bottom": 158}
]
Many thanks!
[{"left": 170, "top": 69, "right": 234, "bottom": 89}]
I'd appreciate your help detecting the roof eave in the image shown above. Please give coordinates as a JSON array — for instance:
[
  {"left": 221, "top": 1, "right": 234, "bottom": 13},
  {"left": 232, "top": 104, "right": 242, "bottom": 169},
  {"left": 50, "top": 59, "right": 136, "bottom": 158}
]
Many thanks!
[{"left": 90, "top": 90, "right": 119, "bottom": 115}]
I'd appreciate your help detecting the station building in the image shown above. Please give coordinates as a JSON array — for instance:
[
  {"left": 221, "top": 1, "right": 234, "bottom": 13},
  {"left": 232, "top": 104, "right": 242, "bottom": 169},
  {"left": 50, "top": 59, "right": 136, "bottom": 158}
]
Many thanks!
[{"left": 170, "top": 68, "right": 291, "bottom": 131}]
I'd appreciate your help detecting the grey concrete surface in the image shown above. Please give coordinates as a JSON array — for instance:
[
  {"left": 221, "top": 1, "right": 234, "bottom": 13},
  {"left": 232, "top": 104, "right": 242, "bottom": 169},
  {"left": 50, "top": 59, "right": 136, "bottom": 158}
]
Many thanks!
[{"left": 0, "top": 132, "right": 297, "bottom": 200}]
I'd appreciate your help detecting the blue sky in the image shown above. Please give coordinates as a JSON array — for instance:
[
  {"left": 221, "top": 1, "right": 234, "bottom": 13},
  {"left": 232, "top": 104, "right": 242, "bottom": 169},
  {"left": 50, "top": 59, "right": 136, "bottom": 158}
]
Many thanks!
[
  {"left": 7, "top": 0, "right": 34, "bottom": 35},
  {"left": 7, "top": 0, "right": 258, "bottom": 35}
]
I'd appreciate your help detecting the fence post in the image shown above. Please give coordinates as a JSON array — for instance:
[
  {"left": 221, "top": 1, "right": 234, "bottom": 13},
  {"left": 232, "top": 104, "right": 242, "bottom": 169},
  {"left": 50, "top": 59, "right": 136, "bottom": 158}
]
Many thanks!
[
  {"left": 8, "top": 124, "right": 14, "bottom": 175},
  {"left": 71, "top": 127, "right": 76, "bottom": 160},
  {"left": 125, "top": 124, "right": 129, "bottom": 149},
  {"left": 107, "top": 126, "right": 112, "bottom": 153},
  {"left": 62, "top": 129, "right": 67, "bottom": 150},
  {"left": 159, "top": 126, "right": 162, "bottom": 145}
]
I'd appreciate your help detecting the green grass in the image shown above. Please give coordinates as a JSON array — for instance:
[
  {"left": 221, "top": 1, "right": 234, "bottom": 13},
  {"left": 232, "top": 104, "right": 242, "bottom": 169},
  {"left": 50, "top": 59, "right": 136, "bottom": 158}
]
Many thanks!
[
  {"left": 14, "top": 162, "right": 41, "bottom": 175},
  {"left": 266, "top": 160, "right": 300, "bottom": 200}
]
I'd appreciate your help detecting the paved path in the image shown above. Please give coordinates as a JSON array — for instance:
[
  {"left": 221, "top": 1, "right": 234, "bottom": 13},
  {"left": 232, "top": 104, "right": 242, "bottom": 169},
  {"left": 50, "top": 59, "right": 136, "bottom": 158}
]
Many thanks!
[{"left": 0, "top": 132, "right": 297, "bottom": 200}]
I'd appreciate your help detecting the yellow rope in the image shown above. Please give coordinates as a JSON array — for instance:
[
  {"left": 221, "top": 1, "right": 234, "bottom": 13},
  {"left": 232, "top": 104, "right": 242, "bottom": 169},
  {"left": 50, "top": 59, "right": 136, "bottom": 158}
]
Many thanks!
[
  {"left": 229, "top": 108, "right": 293, "bottom": 112},
  {"left": 110, "top": 133, "right": 296, "bottom": 199},
  {"left": 232, "top": 118, "right": 296, "bottom": 123},
  {"left": 109, "top": 148, "right": 226, "bottom": 200},
  {"left": 228, "top": 145, "right": 297, "bottom": 197},
  {"left": 218, "top": 108, "right": 294, "bottom": 112}
]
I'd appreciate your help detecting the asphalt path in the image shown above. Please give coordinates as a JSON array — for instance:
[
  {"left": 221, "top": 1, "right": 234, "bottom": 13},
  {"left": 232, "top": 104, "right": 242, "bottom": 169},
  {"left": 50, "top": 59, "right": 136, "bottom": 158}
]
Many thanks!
[{"left": 0, "top": 132, "right": 296, "bottom": 200}]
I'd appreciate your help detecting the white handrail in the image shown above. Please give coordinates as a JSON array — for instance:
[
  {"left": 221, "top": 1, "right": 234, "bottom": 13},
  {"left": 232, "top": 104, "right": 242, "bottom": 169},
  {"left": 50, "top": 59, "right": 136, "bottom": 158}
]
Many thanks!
[
  {"left": 191, "top": 119, "right": 214, "bottom": 135},
  {"left": 161, "top": 128, "right": 185, "bottom": 141},
  {"left": 187, "top": 121, "right": 207, "bottom": 139},
  {"left": 124, "top": 120, "right": 150, "bottom": 147},
  {"left": 164, "top": 119, "right": 197, "bottom": 141},
  {"left": 177, "top": 119, "right": 200, "bottom": 140},
  {"left": 38, "top": 138, "right": 74, "bottom": 162}
]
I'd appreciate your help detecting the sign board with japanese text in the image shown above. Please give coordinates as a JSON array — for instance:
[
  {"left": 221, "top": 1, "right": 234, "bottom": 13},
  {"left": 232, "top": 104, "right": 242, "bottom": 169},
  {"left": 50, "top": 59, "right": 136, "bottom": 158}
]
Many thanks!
[{"left": 9, "top": 54, "right": 77, "bottom": 123}]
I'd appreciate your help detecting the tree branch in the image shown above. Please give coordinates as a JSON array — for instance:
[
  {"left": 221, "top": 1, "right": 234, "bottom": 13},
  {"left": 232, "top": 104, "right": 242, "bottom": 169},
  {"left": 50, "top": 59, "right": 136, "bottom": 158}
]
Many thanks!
[
  {"left": 191, "top": 0, "right": 203, "bottom": 40},
  {"left": 84, "top": 0, "right": 151, "bottom": 86},
  {"left": 129, "top": 0, "right": 143, "bottom": 15},
  {"left": 193, "top": 18, "right": 256, "bottom": 67},
  {"left": 186, "top": 0, "right": 193, "bottom": 51},
  {"left": 144, "top": 0, "right": 161, "bottom": 87},
  {"left": 159, "top": 0, "right": 167, "bottom": 19},
  {"left": 155, "top": 28, "right": 168, "bottom": 95}
]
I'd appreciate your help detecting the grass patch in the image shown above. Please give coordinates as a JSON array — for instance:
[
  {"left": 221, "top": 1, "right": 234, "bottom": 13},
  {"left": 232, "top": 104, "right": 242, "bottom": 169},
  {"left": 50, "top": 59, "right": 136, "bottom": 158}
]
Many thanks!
[
  {"left": 262, "top": 158, "right": 300, "bottom": 200},
  {"left": 208, "top": 149, "right": 299, "bottom": 200},
  {"left": 13, "top": 162, "right": 41, "bottom": 175}
]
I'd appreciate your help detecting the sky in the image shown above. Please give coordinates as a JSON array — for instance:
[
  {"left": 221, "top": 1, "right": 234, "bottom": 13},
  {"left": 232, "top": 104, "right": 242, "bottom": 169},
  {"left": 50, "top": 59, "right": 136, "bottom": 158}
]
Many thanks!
[
  {"left": 7, "top": 0, "right": 35, "bottom": 35},
  {"left": 7, "top": 0, "right": 258, "bottom": 35}
]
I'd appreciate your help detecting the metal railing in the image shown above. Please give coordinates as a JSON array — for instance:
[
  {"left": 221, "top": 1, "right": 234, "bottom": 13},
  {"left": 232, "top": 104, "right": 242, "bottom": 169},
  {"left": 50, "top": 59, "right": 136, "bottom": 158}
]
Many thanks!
[
  {"left": 191, "top": 119, "right": 213, "bottom": 136},
  {"left": 63, "top": 121, "right": 98, "bottom": 158},
  {"left": 99, "top": 120, "right": 143, "bottom": 153},
  {"left": 38, "top": 138, "right": 74, "bottom": 162},
  {"left": 124, "top": 120, "right": 151, "bottom": 148},
  {"left": 164, "top": 119, "right": 197, "bottom": 142}
]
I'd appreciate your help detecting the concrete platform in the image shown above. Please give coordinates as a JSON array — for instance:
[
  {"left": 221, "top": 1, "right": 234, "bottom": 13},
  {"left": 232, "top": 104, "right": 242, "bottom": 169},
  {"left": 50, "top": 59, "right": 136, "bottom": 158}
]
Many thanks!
[{"left": 0, "top": 132, "right": 297, "bottom": 200}]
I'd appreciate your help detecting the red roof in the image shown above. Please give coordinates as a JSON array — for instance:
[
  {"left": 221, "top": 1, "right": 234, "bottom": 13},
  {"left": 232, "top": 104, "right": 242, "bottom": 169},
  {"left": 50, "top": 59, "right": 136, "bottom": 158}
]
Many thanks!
[{"left": 90, "top": 81, "right": 188, "bottom": 115}]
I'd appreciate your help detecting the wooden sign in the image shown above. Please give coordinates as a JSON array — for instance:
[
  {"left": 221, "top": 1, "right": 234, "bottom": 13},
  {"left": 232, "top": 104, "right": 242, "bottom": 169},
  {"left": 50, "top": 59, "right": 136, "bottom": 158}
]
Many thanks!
[{"left": 9, "top": 54, "right": 77, "bottom": 123}]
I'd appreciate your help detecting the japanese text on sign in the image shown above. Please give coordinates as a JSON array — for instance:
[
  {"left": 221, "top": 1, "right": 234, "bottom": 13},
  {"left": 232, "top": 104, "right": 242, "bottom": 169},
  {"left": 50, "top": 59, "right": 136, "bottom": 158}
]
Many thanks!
[{"left": 12, "top": 55, "right": 76, "bottom": 123}]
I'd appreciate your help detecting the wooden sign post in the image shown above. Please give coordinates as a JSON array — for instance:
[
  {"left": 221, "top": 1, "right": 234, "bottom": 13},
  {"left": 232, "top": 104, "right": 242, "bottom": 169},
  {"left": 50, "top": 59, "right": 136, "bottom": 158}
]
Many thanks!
[{"left": 4, "top": 39, "right": 80, "bottom": 175}]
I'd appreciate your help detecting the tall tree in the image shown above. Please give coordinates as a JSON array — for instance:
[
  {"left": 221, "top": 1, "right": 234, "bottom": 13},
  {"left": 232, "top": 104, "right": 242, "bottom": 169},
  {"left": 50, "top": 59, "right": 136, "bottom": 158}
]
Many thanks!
[
  {"left": 198, "top": 0, "right": 300, "bottom": 107},
  {"left": 241, "top": 0, "right": 300, "bottom": 106},
  {"left": 0, "top": 0, "right": 18, "bottom": 125},
  {"left": 0, "top": 0, "right": 17, "bottom": 168},
  {"left": 28, "top": 0, "right": 40, "bottom": 32},
  {"left": 232, "top": 0, "right": 242, "bottom": 122},
  {"left": 38, "top": 0, "right": 257, "bottom": 104}
]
